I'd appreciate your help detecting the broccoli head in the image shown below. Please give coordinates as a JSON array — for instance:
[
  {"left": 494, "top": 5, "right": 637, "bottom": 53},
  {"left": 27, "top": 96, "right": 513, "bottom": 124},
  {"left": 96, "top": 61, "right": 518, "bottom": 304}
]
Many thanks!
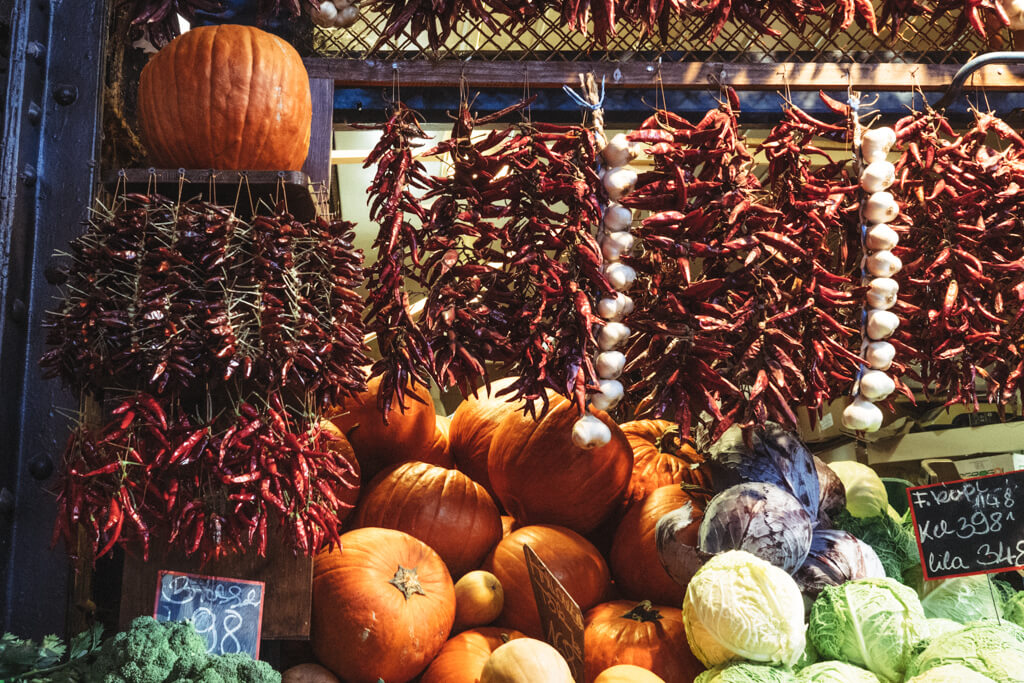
[
  {"left": 196, "top": 652, "right": 281, "bottom": 683},
  {"left": 85, "top": 616, "right": 209, "bottom": 683}
]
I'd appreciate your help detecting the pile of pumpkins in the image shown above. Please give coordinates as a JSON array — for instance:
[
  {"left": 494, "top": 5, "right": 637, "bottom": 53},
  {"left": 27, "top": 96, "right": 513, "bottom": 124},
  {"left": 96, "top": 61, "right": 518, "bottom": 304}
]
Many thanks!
[{"left": 291, "top": 376, "right": 712, "bottom": 683}]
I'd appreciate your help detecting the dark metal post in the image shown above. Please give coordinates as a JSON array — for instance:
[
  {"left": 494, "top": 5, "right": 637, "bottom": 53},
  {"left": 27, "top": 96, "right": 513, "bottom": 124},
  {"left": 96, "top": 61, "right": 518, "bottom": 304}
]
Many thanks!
[{"left": 0, "top": 0, "right": 108, "bottom": 637}]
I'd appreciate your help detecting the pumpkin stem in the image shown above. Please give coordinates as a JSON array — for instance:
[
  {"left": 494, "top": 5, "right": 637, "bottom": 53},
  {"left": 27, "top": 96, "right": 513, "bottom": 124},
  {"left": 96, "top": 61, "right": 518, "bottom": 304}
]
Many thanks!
[
  {"left": 655, "top": 426, "right": 698, "bottom": 457},
  {"left": 389, "top": 565, "right": 426, "bottom": 600},
  {"left": 621, "top": 600, "right": 663, "bottom": 623}
]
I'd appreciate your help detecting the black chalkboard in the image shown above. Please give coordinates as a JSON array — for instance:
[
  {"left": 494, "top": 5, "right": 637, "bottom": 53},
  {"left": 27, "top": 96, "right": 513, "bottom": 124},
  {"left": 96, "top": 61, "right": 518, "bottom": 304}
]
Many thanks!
[
  {"left": 907, "top": 470, "right": 1024, "bottom": 580},
  {"left": 153, "top": 571, "right": 265, "bottom": 658}
]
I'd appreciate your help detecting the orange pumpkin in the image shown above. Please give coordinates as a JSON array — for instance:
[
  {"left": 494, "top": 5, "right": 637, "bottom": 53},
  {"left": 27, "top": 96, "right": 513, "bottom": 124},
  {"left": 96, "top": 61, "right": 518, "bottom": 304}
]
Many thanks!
[
  {"left": 317, "top": 420, "right": 361, "bottom": 516},
  {"left": 329, "top": 375, "right": 442, "bottom": 480},
  {"left": 138, "top": 25, "right": 311, "bottom": 171},
  {"left": 312, "top": 527, "right": 455, "bottom": 683},
  {"left": 583, "top": 601, "right": 702, "bottom": 683},
  {"left": 420, "top": 626, "right": 524, "bottom": 683},
  {"left": 483, "top": 525, "right": 610, "bottom": 639},
  {"left": 619, "top": 420, "right": 710, "bottom": 507},
  {"left": 609, "top": 485, "right": 706, "bottom": 605},
  {"left": 488, "top": 395, "right": 632, "bottom": 534},
  {"left": 353, "top": 462, "right": 502, "bottom": 577},
  {"left": 448, "top": 377, "right": 523, "bottom": 497},
  {"left": 500, "top": 515, "right": 518, "bottom": 537},
  {"left": 424, "top": 414, "right": 453, "bottom": 467}
]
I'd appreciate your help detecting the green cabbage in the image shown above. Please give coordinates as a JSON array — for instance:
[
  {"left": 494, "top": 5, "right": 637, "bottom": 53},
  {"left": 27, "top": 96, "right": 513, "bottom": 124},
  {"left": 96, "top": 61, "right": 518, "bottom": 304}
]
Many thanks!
[
  {"left": 795, "top": 661, "right": 880, "bottom": 682},
  {"left": 906, "top": 621, "right": 1024, "bottom": 682},
  {"left": 1002, "top": 591, "right": 1024, "bottom": 628},
  {"left": 825, "top": 461, "right": 887, "bottom": 518},
  {"left": 927, "top": 618, "right": 963, "bottom": 638},
  {"left": 808, "top": 577, "right": 928, "bottom": 683},
  {"left": 683, "top": 550, "right": 806, "bottom": 668},
  {"left": 694, "top": 662, "right": 798, "bottom": 682},
  {"left": 831, "top": 510, "right": 918, "bottom": 582},
  {"left": 905, "top": 664, "right": 997, "bottom": 682},
  {"left": 795, "top": 638, "right": 819, "bottom": 670},
  {"left": 921, "top": 576, "right": 1014, "bottom": 623}
]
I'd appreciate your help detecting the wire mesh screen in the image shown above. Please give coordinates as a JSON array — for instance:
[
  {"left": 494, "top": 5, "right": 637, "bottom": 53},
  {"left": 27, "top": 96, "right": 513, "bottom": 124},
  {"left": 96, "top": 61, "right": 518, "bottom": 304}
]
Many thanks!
[{"left": 314, "top": 8, "right": 989, "bottom": 64}]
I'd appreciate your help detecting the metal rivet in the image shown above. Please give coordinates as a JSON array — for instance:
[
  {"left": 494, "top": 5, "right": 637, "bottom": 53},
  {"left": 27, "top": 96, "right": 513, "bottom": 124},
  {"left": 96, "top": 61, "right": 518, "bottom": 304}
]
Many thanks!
[
  {"left": 0, "top": 488, "right": 13, "bottom": 517},
  {"left": 27, "top": 101, "right": 41, "bottom": 124},
  {"left": 53, "top": 84, "right": 77, "bottom": 106},
  {"left": 29, "top": 456, "right": 54, "bottom": 481},
  {"left": 10, "top": 298, "right": 26, "bottom": 323},
  {"left": 26, "top": 41, "right": 45, "bottom": 63}
]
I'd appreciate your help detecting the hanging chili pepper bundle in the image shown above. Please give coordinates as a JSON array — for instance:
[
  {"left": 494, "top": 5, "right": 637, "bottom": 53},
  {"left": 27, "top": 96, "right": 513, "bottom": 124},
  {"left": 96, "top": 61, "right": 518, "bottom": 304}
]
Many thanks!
[
  {"left": 41, "top": 195, "right": 368, "bottom": 410},
  {"left": 889, "top": 107, "right": 1024, "bottom": 410},
  {"left": 53, "top": 392, "right": 359, "bottom": 561},
  {"left": 128, "top": 0, "right": 316, "bottom": 46}
]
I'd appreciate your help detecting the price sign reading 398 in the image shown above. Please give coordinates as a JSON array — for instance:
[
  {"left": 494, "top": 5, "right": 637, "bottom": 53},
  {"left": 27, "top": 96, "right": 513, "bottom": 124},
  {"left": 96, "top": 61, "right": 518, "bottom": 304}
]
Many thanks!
[{"left": 907, "top": 470, "right": 1024, "bottom": 580}]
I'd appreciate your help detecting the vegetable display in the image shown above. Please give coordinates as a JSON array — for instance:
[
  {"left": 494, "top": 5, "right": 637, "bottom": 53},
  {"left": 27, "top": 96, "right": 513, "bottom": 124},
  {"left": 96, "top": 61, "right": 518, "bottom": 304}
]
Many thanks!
[
  {"left": 794, "top": 529, "right": 886, "bottom": 601},
  {"left": 906, "top": 621, "right": 1024, "bottom": 681}
]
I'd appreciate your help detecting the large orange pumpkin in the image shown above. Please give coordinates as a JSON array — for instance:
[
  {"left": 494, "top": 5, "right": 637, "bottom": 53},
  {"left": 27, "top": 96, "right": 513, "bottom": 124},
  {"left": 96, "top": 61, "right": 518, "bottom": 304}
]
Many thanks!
[
  {"left": 312, "top": 527, "right": 455, "bottom": 683},
  {"left": 420, "top": 626, "right": 524, "bottom": 683},
  {"left": 619, "top": 420, "right": 711, "bottom": 507},
  {"left": 488, "top": 395, "right": 632, "bottom": 534},
  {"left": 352, "top": 461, "right": 502, "bottom": 577},
  {"left": 448, "top": 377, "right": 524, "bottom": 498},
  {"left": 483, "top": 525, "right": 610, "bottom": 639},
  {"left": 609, "top": 485, "right": 706, "bottom": 605},
  {"left": 329, "top": 375, "right": 442, "bottom": 481},
  {"left": 424, "top": 414, "right": 452, "bottom": 467},
  {"left": 138, "top": 25, "right": 311, "bottom": 171},
  {"left": 583, "top": 601, "right": 702, "bottom": 683}
]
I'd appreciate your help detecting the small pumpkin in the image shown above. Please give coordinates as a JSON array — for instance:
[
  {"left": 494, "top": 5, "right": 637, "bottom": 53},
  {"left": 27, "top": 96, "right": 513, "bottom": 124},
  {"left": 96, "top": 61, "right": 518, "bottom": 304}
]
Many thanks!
[
  {"left": 610, "top": 485, "right": 707, "bottom": 605},
  {"left": 454, "top": 570, "right": 505, "bottom": 631},
  {"left": 312, "top": 527, "right": 455, "bottom": 683},
  {"left": 583, "top": 601, "right": 702, "bottom": 683},
  {"left": 424, "top": 414, "right": 452, "bottom": 467},
  {"left": 619, "top": 420, "right": 710, "bottom": 507},
  {"left": 281, "top": 663, "right": 340, "bottom": 683},
  {"left": 138, "top": 25, "right": 311, "bottom": 171},
  {"left": 448, "top": 377, "right": 524, "bottom": 497},
  {"left": 480, "top": 638, "right": 574, "bottom": 683},
  {"left": 593, "top": 665, "right": 666, "bottom": 683},
  {"left": 488, "top": 394, "right": 632, "bottom": 534},
  {"left": 353, "top": 462, "right": 502, "bottom": 577},
  {"left": 420, "top": 626, "right": 524, "bottom": 683},
  {"left": 328, "top": 376, "right": 444, "bottom": 481},
  {"left": 500, "top": 515, "right": 518, "bottom": 537},
  {"left": 483, "top": 525, "right": 610, "bottom": 639}
]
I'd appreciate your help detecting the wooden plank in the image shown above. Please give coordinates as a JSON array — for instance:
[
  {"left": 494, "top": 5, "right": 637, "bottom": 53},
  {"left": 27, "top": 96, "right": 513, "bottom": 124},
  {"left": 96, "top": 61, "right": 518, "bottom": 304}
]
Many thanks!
[
  {"left": 305, "top": 58, "right": 1024, "bottom": 92},
  {"left": 303, "top": 76, "right": 336, "bottom": 215},
  {"left": 119, "top": 531, "right": 313, "bottom": 640}
]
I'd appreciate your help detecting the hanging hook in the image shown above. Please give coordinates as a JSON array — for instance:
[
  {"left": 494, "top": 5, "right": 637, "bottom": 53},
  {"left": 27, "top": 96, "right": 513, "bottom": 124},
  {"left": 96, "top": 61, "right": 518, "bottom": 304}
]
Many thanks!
[{"left": 934, "top": 51, "right": 1024, "bottom": 110}]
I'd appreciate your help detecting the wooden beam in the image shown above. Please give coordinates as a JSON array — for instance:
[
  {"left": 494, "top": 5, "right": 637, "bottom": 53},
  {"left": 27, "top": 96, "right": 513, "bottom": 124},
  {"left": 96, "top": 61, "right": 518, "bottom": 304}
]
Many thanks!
[{"left": 305, "top": 58, "right": 1024, "bottom": 92}]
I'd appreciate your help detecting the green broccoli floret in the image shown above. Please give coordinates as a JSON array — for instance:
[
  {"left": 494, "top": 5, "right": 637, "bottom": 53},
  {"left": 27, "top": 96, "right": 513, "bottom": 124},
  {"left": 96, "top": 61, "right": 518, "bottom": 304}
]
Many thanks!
[
  {"left": 196, "top": 652, "right": 281, "bottom": 683},
  {"left": 85, "top": 616, "right": 210, "bottom": 683}
]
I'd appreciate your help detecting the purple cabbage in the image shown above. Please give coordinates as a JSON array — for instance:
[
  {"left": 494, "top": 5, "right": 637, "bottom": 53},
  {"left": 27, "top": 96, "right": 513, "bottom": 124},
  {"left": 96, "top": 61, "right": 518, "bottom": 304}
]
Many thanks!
[
  {"left": 707, "top": 423, "right": 820, "bottom": 521},
  {"left": 698, "top": 482, "right": 814, "bottom": 574},
  {"left": 814, "top": 455, "right": 847, "bottom": 527},
  {"left": 794, "top": 529, "right": 886, "bottom": 600}
]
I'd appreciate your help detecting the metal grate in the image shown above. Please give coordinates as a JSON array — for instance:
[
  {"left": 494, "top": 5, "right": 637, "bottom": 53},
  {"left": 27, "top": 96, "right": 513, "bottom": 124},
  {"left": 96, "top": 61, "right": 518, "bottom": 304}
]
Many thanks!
[{"left": 314, "top": 7, "right": 990, "bottom": 64}]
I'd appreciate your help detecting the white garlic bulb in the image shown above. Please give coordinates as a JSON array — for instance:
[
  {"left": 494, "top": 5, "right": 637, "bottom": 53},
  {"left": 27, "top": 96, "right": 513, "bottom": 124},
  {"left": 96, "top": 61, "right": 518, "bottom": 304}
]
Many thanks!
[
  {"left": 860, "top": 161, "right": 896, "bottom": 193},
  {"left": 336, "top": 5, "right": 359, "bottom": 26},
  {"left": 601, "top": 231, "right": 635, "bottom": 261},
  {"left": 317, "top": 0, "right": 338, "bottom": 21},
  {"left": 572, "top": 414, "right": 612, "bottom": 449},
  {"left": 865, "top": 341, "right": 896, "bottom": 371},
  {"left": 841, "top": 396, "right": 885, "bottom": 432},
  {"left": 860, "top": 127, "right": 897, "bottom": 164},
  {"left": 590, "top": 379, "right": 624, "bottom": 412},
  {"left": 603, "top": 204, "right": 633, "bottom": 232},
  {"left": 596, "top": 351, "right": 626, "bottom": 379},
  {"left": 865, "top": 223, "right": 899, "bottom": 251},
  {"left": 866, "top": 277, "right": 899, "bottom": 310},
  {"left": 604, "top": 262, "right": 637, "bottom": 292},
  {"left": 866, "top": 309, "right": 900, "bottom": 340},
  {"left": 866, "top": 250, "right": 902, "bottom": 278},
  {"left": 619, "top": 295, "right": 635, "bottom": 317},
  {"left": 603, "top": 167, "right": 637, "bottom": 201},
  {"left": 598, "top": 323, "right": 631, "bottom": 351},
  {"left": 859, "top": 370, "right": 896, "bottom": 402},
  {"left": 601, "top": 133, "right": 637, "bottom": 169},
  {"left": 596, "top": 293, "right": 633, "bottom": 321},
  {"left": 864, "top": 192, "right": 900, "bottom": 224},
  {"left": 1001, "top": 0, "right": 1024, "bottom": 28}
]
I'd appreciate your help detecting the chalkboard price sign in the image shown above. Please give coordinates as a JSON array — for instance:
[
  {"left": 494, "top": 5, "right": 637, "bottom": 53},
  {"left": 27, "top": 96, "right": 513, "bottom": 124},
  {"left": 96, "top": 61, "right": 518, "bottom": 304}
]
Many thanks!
[
  {"left": 907, "top": 469, "right": 1024, "bottom": 580},
  {"left": 523, "top": 545, "right": 585, "bottom": 682},
  {"left": 153, "top": 571, "right": 265, "bottom": 658}
]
